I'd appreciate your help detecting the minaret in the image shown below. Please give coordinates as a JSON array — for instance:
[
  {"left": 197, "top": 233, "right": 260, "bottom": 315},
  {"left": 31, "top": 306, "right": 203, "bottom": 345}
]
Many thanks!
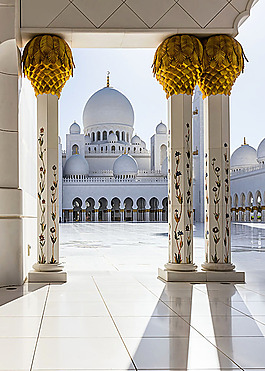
[{"left": 107, "top": 71, "right": 110, "bottom": 87}]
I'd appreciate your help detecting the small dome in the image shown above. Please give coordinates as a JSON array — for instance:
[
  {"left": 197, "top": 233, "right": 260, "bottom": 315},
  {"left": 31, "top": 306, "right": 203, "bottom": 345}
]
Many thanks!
[
  {"left": 113, "top": 153, "right": 138, "bottom": 178},
  {"left": 131, "top": 135, "right": 141, "bottom": 145},
  {"left": 69, "top": 122, "right": 81, "bottom": 134},
  {"left": 156, "top": 122, "right": 167, "bottom": 134},
  {"left": 257, "top": 138, "right": 265, "bottom": 163},
  {"left": 63, "top": 154, "right": 89, "bottom": 177},
  {"left": 83, "top": 87, "right": 134, "bottom": 131},
  {"left": 108, "top": 133, "right": 117, "bottom": 143},
  {"left": 231, "top": 144, "right": 257, "bottom": 169},
  {"left": 161, "top": 157, "right": 168, "bottom": 176}
]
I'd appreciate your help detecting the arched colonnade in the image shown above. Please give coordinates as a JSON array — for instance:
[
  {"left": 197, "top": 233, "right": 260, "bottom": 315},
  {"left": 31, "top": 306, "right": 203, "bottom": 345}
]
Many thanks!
[
  {"left": 231, "top": 190, "right": 265, "bottom": 222},
  {"left": 63, "top": 196, "right": 168, "bottom": 223}
]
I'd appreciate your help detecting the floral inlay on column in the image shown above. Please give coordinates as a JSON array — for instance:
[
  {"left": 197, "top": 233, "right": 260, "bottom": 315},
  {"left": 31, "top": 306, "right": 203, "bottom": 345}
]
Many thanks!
[
  {"left": 211, "top": 157, "right": 221, "bottom": 263},
  {"left": 224, "top": 142, "right": 230, "bottom": 263},
  {"left": 37, "top": 127, "right": 46, "bottom": 264},
  {"left": 174, "top": 150, "right": 183, "bottom": 264},
  {"left": 50, "top": 165, "right": 58, "bottom": 264},
  {"left": 185, "top": 123, "right": 192, "bottom": 264}
]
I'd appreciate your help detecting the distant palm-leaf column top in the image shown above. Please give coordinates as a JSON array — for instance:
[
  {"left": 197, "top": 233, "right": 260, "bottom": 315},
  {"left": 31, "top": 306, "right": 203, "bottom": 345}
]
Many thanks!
[
  {"left": 22, "top": 34, "right": 75, "bottom": 98},
  {"left": 153, "top": 34, "right": 245, "bottom": 98}
]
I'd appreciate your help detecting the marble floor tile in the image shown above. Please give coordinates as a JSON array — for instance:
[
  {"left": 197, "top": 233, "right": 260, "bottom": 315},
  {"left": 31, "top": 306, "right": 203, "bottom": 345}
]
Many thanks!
[
  {"left": 0, "top": 338, "right": 36, "bottom": 370},
  {"left": 40, "top": 316, "right": 119, "bottom": 337},
  {"left": 114, "top": 316, "right": 198, "bottom": 338},
  {"left": 33, "top": 338, "right": 135, "bottom": 369},
  {"left": 44, "top": 300, "right": 109, "bottom": 316},
  {"left": 106, "top": 299, "right": 178, "bottom": 317},
  {"left": 125, "top": 336, "right": 239, "bottom": 369},
  {"left": 0, "top": 316, "right": 41, "bottom": 337}
]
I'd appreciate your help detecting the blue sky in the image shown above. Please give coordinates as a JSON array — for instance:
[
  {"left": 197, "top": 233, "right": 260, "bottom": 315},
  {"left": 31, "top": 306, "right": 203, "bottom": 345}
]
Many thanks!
[{"left": 59, "top": 0, "right": 265, "bottom": 153}]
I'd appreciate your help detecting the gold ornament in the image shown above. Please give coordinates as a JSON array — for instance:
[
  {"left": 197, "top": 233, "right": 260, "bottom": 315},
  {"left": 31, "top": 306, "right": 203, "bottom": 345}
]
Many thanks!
[
  {"left": 152, "top": 35, "right": 203, "bottom": 98},
  {"left": 22, "top": 34, "right": 75, "bottom": 98},
  {"left": 198, "top": 35, "right": 244, "bottom": 98}
]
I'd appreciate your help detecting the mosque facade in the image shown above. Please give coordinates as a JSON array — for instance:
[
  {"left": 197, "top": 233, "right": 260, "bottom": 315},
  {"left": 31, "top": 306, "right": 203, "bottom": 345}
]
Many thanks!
[
  {"left": 59, "top": 78, "right": 206, "bottom": 223},
  {"left": 59, "top": 77, "right": 170, "bottom": 223},
  {"left": 230, "top": 138, "right": 265, "bottom": 222}
]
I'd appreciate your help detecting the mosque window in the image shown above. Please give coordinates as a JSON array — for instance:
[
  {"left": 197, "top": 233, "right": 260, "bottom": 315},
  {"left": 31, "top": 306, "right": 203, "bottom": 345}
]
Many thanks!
[
  {"left": 103, "top": 131, "right": 107, "bottom": 140},
  {"left": 101, "top": 147, "right": 103, "bottom": 152},
  {"left": 122, "top": 131, "right": 125, "bottom": 141},
  {"left": 105, "top": 146, "right": 107, "bottom": 152},
  {"left": 128, "top": 147, "right": 130, "bottom": 152},
  {"left": 140, "top": 148, "right": 142, "bottom": 153},
  {"left": 116, "top": 131, "right": 120, "bottom": 140},
  {"left": 92, "top": 132, "right": 95, "bottom": 142},
  {"left": 109, "top": 130, "right": 114, "bottom": 135},
  {"left": 97, "top": 131, "right": 101, "bottom": 141},
  {"left": 134, "top": 147, "right": 136, "bottom": 152},
  {"left": 88, "top": 147, "right": 91, "bottom": 152},
  {"left": 111, "top": 145, "right": 115, "bottom": 153},
  {"left": 94, "top": 147, "right": 96, "bottom": 152},
  {"left": 72, "top": 144, "right": 79, "bottom": 155},
  {"left": 126, "top": 133, "right": 129, "bottom": 142}
]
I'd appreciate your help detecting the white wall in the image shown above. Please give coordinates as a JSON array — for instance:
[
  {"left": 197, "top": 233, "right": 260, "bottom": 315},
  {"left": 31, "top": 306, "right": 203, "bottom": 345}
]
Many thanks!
[{"left": 19, "top": 77, "right": 37, "bottom": 281}]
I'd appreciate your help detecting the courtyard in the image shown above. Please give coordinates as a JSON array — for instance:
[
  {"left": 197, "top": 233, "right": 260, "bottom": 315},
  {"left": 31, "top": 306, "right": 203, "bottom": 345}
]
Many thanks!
[{"left": 1, "top": 222, "right": 265, "bottom": 370}]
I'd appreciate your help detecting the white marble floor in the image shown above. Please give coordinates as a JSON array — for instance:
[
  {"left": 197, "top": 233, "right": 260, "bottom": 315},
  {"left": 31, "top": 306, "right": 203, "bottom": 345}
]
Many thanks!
[{"left": 1, "top": 222, "right": 265, "bottom": 370}]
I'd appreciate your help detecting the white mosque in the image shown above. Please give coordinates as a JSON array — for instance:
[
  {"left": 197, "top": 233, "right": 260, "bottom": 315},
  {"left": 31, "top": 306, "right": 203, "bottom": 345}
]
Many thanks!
[
  {"left": 59, "top": 76, "right": 170, "bottom": 223},
  {"left": 230, "top": 138, "right": 265, "bottom": 222},
  {"left": 58, "top": 76, "right": 265, "bottom": 225}
]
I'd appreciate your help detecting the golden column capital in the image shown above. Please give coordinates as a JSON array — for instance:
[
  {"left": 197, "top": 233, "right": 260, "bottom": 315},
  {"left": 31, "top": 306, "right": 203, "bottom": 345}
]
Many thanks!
[
  {"left": 198, "top": 35, "right": 244, "bottom": 98},
  {"left": 22, "top": 34, "right": 75, "bottom": 98},
  {"left": 152, "top": 34, "right": 203, "bottom": 98}
]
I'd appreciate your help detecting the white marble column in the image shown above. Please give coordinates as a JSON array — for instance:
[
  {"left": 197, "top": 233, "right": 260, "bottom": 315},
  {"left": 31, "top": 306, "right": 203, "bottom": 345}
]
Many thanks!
[
  {"left": 262, "top": 208, "right": 265, "bottom": 222},
  {"left": 246, "top": 209, "right": 250, "bottom": 222},
  {"left": 202, "top": 95, "right": 235, "bottom": 271},
  {"left": 29, "top": 94, "right": 66, "bottom": 282},
  {"left": 107, "top": 209, "right": 111, "bottom": 222},
  {"left": 164, "top": 94, "right": 196, "bottom": 272},
  {"left": 253, "top": 208, "right": 258, "bottom": 222},
  {"left": 133, "top": 202, "right": 137, "bottom": 222},
  {"left": 120, "top": 209, "right": 124, "bottom": 222},
  {"left": 36, "top": 95, "right": 59, "bottom": 264}
]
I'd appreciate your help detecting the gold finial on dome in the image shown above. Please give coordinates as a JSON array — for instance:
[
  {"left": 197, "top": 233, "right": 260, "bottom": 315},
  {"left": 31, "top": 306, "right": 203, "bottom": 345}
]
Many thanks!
[
  {"left": 244, "top": 137, "right": 247, "bottom": 145},
  {"left": 107, "top": 71, "right": 110, "bottom": 87}
]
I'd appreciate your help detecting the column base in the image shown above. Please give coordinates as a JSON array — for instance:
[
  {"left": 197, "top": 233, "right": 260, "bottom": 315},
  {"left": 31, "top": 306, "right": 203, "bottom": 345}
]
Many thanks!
[
  {"left": 158, "top": 267, "right": 245, "bottom": 283},
  {"left": 201, "top": 262, "right": 235, "bottom": 271},
  {"left": 28, "top": 263, "right": 67, "bottom": 283},
  {"left": 164, "top": 262, "right": 197, "bottom": 272},
  {"left": 28, "top": 270, "right": 67, "bottom": 283}
]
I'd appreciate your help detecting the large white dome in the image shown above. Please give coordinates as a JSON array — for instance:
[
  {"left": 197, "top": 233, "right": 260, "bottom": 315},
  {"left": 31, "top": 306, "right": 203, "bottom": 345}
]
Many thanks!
[
  {"left": 63, "top": 154, "right": 89, "bottom": 177},
  {"left": 113, "top": 154, "right": 138, "bottom": 178},
  {"left": 231, "top": 144, "right": 257, "bottom": 169},
  {"left": 83, "top": 87, "right": 134, "bottom": 132},
  {"left": 257, "top": 138, "right": 265, "bottom": 163}
]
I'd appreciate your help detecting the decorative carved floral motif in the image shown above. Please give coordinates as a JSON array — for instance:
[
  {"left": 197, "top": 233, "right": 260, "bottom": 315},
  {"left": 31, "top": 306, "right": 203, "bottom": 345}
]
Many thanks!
[
  {"left": 50, "top": 165, "right": 58, "bottom": 264},
  {"left": 185, "top": 123, "right": 192, "bottom": 264},
  {"left": 174, "top": 150, "right": 183, "bottom": 264},
  {"left": 37, "top": 127, "right": 46, "bottom": 264},
  {"left": 211, "top": 157, "right": 221, "bottom": 263},
  {"left": 223, "top": 142, "right": 230, "bottom": 263}
]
